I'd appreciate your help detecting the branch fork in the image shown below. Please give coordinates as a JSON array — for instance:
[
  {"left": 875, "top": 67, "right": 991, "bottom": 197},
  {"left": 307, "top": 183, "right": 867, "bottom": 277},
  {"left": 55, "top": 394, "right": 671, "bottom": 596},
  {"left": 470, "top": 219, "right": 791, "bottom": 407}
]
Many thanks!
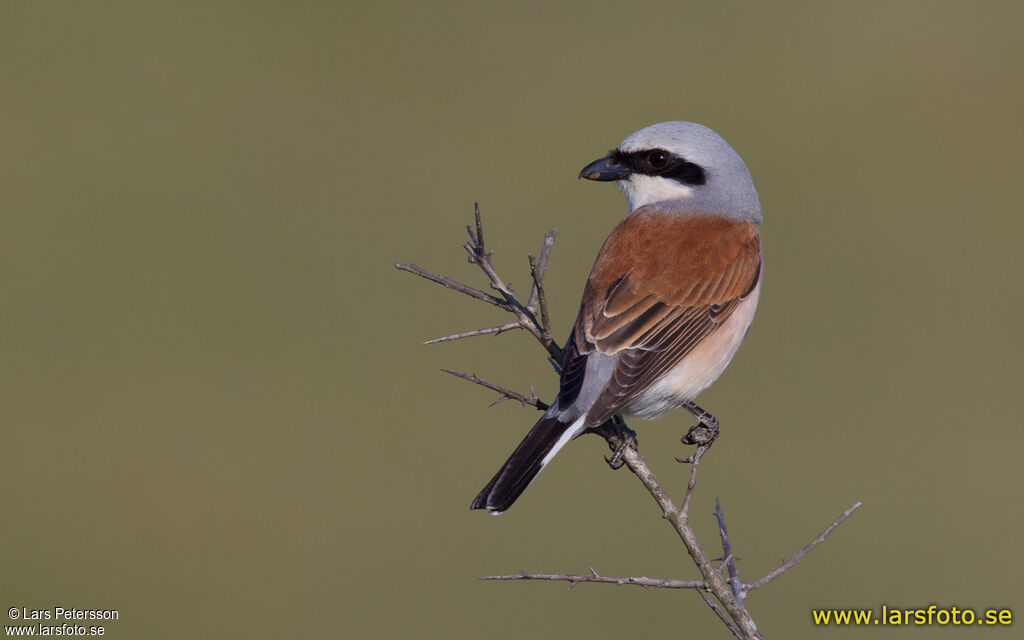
[{"left": 396, "top": 203, "right": 561, "bottom": 363}]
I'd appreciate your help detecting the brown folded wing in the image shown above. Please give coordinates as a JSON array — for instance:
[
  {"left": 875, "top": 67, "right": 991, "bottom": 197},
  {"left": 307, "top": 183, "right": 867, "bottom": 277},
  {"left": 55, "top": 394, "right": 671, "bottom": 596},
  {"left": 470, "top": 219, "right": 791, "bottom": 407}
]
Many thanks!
[{"left": 568, "top": 209, "right": 761, "bottom": 425}]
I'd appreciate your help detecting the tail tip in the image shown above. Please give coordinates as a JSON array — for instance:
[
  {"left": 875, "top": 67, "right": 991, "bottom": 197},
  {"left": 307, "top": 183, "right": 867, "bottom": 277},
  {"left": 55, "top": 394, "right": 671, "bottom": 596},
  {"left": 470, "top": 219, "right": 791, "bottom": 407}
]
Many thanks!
[{"left": 470, "top": 495, "right": 506, "bottom": 516}]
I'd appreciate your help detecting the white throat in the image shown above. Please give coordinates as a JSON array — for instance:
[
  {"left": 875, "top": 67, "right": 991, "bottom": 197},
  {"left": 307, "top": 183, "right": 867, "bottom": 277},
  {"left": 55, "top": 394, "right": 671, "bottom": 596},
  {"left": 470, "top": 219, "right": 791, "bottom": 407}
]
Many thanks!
[{"left": 619, "top": 174, "right": 695, "bottom": 212}]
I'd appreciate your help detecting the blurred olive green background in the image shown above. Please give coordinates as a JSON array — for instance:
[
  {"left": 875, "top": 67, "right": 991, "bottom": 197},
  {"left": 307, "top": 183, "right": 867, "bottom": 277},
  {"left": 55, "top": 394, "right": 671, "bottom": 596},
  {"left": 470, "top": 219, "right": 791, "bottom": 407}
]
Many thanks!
[{"left": 2, "top": 1, "right": 1021, "bottom": 638}]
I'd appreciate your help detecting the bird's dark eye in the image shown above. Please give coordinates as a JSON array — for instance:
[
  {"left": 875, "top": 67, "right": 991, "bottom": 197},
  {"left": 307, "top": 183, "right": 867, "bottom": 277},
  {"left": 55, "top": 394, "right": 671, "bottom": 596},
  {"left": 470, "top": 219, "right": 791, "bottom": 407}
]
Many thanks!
[{"left": 648, "top": 150, "right": 669, "bottom": 169}]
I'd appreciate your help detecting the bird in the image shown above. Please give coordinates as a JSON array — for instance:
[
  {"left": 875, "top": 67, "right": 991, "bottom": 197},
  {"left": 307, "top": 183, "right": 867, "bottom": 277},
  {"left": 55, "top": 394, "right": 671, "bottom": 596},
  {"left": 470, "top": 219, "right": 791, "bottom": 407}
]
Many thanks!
[{"left": 470, "top": 121, "right": 763, "bottom": 515}]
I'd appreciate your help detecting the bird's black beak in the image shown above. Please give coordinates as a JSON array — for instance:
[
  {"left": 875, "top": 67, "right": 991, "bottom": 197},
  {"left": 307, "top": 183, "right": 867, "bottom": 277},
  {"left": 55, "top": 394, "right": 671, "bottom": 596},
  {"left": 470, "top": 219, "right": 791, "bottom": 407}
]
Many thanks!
[{"left": 579, "top": 154, "right": 631, "bottom": 181}]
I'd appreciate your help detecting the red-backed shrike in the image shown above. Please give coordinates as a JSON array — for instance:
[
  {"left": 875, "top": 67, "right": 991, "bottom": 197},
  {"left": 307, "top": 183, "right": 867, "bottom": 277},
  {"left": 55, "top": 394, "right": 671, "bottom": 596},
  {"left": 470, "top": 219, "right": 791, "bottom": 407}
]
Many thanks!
[{"left": 471, "top": 122, "right": 762, "bottom": 514}]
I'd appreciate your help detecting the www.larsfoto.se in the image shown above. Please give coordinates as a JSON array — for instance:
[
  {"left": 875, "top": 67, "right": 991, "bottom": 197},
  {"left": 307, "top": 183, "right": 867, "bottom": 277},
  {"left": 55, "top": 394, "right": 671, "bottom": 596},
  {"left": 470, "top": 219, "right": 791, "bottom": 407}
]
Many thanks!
[{"left": 813, "top": 605, "right": 1012, "bottom": 626}]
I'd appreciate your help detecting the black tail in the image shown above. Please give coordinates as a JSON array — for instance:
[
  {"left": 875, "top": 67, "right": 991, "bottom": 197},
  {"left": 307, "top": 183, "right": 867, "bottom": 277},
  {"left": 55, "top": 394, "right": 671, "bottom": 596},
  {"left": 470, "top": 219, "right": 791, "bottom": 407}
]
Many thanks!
[{"left": 470, "top": 413, "right": 579, "bottom": 514}]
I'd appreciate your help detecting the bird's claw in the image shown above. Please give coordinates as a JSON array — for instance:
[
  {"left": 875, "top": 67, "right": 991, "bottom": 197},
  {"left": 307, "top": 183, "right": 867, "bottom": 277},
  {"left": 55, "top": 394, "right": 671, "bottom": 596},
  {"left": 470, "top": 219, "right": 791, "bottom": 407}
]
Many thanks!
[
  {"left": 681, "top": 421, "right": 718, "bottom": 447},
  {"left": 676, "top": 401, "right": 720, "bottom": 463},
  {"left": 589, "top": 416, "right": 637, "bottom": 470},
  {"left": 604, "top": 451, "right": 626, "bottom": 470}
]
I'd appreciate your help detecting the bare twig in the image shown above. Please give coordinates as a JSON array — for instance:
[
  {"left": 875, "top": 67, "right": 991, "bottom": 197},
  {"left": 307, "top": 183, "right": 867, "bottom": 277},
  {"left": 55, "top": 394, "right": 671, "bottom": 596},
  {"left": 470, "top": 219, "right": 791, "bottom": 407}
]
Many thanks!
[
  {"left": 615, "top": 444, "right": 762, "bottom": 639},
  {"left": 744, "top": 502, "right": 862, "bottom": 592},
  {"left": 679, "top": 447, "right": 704, "bottom": 519},
  {"left": 441, "top": 369, "right": 548, "bottom": 410},
  {"left": 715, "top": 499, "right": 745, "bottom": 603},
  {"left": 463, "top": 204, "right": 523, "bottom": 305},
  {"left": 481, "top": 570, "right": 705, "bottom": 590},
  {"left": 394, "top": 262, "right": 512, "bottom": 311},
  {"left": 464, "top": 205, "right": 561, "bottom": 361},
  {"left": 529, "top": 254, "right": 553, "bottom": 338},
  {"left": 526, "top": 229, "right": 556, "bottom": 313},
  {"left": 405, "top": 204, "right": 563, "bottom": 362},
  {"left": 423, "top": 322, "right": 522, "bottom": 345},
  {"left": 697, "top": 589, "right": 744, "bottom": 640}
]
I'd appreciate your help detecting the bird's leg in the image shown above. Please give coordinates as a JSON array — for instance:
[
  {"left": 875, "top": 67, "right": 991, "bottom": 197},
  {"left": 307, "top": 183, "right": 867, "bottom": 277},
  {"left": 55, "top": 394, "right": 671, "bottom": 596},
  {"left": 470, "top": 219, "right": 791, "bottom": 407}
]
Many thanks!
[
  {"left": 676, "top": 400, "right": 719, "bottom": 463},
  {"left": 586, "top": 415, "right": 638, "bottom": 470}
]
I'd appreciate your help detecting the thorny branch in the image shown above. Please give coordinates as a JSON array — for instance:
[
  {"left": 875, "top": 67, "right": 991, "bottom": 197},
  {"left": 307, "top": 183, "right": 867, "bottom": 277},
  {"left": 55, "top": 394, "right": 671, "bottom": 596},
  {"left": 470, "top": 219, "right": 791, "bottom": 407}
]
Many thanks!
[
  {"left": 396, "top": 205, "right": 861, "bottom": 639},
  {"left": 480, "top": 567, "right": 705, "bottom": 590},
  {"left": 423, "top": 322, "right": 522, "bottom": 345},
  {"left": 479, "top": 501, "right": 861, "bottom": 594},
  {"left": 743, "top": 500, "right": 863, "bottom": 593},
  {"left": 397, "top": 203, "right": 562, "bottom": 363},
  {"left": 715, "top": 498, "right": 744, "bottom": 602},
  {"left": 440, "top": 369, "right": 548, "bottom": 411}
]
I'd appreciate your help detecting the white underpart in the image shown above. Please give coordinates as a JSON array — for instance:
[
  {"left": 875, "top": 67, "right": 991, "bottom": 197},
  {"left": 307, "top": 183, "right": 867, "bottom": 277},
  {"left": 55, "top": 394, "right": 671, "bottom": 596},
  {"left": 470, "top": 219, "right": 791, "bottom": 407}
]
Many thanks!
[{"left": 619, "top": 174, "right": 695, "bottom": 212}]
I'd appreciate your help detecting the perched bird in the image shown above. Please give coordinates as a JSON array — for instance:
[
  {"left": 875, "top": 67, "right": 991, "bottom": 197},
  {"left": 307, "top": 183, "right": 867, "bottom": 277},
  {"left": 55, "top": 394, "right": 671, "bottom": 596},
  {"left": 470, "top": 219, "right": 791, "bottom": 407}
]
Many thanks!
[{"left": 471, "top": 122, "right": 763, "bottom": 514}]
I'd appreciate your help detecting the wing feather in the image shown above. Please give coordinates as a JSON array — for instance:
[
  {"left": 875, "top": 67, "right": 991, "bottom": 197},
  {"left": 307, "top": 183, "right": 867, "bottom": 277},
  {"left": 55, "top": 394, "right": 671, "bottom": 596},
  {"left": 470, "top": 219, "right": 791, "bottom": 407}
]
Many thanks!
[{"left": 558, "top": 207, "right": 761, "bottom": 426}]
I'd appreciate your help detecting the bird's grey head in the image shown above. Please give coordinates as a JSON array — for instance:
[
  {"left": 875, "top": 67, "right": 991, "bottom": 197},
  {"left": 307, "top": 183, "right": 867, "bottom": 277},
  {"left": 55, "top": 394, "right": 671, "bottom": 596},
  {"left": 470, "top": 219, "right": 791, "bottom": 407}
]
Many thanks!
[{"left": 579, "top": 121, "right": 761, "bottom": 223}]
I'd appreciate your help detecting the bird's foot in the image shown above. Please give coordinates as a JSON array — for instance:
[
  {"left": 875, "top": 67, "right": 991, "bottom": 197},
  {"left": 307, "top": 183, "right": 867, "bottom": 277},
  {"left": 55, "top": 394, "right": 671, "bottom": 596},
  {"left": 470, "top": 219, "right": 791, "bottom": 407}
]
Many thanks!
[
  {"left": 676, "top": 401, "right": 719, "bottom": 463},
  {"left": 587, "top": 416, "right": 638, "bottom": 470}
]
